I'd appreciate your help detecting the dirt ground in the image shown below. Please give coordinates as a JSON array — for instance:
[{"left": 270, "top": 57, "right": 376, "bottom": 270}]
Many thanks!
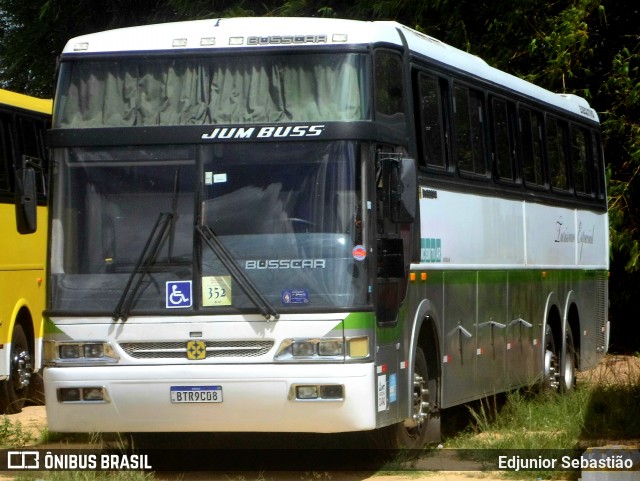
[
  {"left": 0, "top": 404, "right": 508, "bottom": 481},
  {"left": 1, "top": 354, "right": 639, "bottom": 481}
]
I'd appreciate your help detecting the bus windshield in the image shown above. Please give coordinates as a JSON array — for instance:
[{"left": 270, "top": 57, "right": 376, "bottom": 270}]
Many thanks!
[
  {"left": 54, "top": 53, "right": 369, "bottom": 127},
  {"left": 48, "top": 141, "right": 369, "bottom": 315}
]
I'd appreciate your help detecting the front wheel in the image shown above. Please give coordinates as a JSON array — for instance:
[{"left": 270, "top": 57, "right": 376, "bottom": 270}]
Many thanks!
[
  {"left": 371, "top": 347, "right": 438, "bottom": 450},
  {"left": 0, "top": 324, "right": 33, "bottom": 414},
  {"left": 397, "top": 347, "right": 433, "bottom": 448}
]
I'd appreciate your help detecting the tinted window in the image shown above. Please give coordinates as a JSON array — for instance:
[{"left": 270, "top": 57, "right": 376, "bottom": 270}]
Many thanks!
[
  {"left": 492, "top": 98, "right": 515, "bottom": 181},
  {"left": 0, "top": 119, "right": 10, "bottom": 193},
  {"left": 454, "top": 85, "right": 486, "bottom": 175},
  {"left": 18, "top": 118, "right": 48, "bottom": 195},
  {"left": 519, "top": 108, "right": 545, "bottom": 186},
  {"left": 591, "top": 131, "right": 606, "bottom": 200},
  {"left": 417, "top": 73, "right": 446, "bottom": 168},
  {"left": 375, "top": 51, "right": 405, "bottom": 122},
  {"left": 571, "top": 126, "right": 593, "bottom": 195},
  {"left": 547, "top": 117, "right": 570, "bottom": 191}
]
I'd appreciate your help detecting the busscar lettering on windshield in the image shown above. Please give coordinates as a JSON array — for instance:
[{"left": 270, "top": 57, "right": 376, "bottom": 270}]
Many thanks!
[{"left": 196, "top": 224, "right": 280, "bottom": 321}]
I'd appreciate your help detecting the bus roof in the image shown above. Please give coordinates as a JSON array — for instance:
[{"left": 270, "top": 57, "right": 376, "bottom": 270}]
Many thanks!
[
  {"left": 0, "top": 88, "right": 52, "bottom": 115},
  {"left": 62, "top": 17, "right": 598, "bottom": 123}
]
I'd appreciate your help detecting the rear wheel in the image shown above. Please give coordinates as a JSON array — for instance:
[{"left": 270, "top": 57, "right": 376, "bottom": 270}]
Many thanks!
[
  {"left": 542, "top": 324, "right": 560, "bottom": 391},
  {"left": 0, "top": 324, "right": 33, "bottom": 414},
  {"left": 560, "top": 328, "right": 577, "bottom": 392}
]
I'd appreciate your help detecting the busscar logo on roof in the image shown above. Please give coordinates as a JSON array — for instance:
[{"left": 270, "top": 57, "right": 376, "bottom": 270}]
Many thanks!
[
  {"left": 201, "top": 124, "right": 326, "bottom": 140},
  {"left": 247, "top": 35, "right": 328, "bottom": 46}
]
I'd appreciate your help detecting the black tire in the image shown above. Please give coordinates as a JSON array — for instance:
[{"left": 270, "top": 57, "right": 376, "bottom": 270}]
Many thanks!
[
  {"left": 399, "top": 347, "right": 434, "bottom": 448},
  {"left": 559, "top": 327, "right": 577, "bottom": 393},
  {"left": 371, "top": 347, "right": 436, "bottom": 450},
  {"left": 0, "top": 324, "right": 34, "bottom": 414},
  {"left": 542, "top": 323, "right": 560, "bottom": 392}
]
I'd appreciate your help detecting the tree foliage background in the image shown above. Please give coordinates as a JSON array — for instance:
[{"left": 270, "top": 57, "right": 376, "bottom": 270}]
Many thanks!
[{"left": 1, "top": 0, "right": 638, "bottom": 350}]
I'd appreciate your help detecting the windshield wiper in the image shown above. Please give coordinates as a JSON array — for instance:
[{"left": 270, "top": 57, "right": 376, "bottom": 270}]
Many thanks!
[
  {"left": 113, "top": 212, "right": 173, "bottom": 322},
  {"left": 113, "top": 169, "right": 183, "bottom": 321},
  {"left": 196, "top": 224, "right": 279, "bottom": 321},
  {"left": 167, "top": 169, "right": 180, "bottom": 261}
]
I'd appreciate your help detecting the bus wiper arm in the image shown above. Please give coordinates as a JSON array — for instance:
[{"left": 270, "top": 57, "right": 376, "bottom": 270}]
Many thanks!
[
  {"left": 196, "top": 224, "right": 279, "bottom": 321},
  {"left": 113, "top": 212, "right": 173, "bottom": 322}
]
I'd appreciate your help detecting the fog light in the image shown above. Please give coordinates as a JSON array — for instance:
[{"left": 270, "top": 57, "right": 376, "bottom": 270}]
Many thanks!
[
  {"left": 296, "top": 386, "right": 319, "bottom": 399},
  {"left": 82, "top": 387, "right": 105, "bottom": 401},
  {"left": 58, "top": 388, "right": 81, "bottom": 402},
  {"left": 320, "top": 385, "right": 344, "bottom": 399}
]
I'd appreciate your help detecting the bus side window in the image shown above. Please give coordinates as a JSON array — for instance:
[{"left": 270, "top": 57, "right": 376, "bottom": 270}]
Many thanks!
[
  {"left": 547, "top": 117, "right": 570, "bottom": 191},
  {"left": 416, "top": 73, "right": 447, "bottom": 169},
  {"left": 0, "top": 117, "right": 9, "bottom": 193},
  {"left": 591, "top": 131, "right": 606, "bottom": 200},
  {"left": 454, "top": 85, "right": 486, "bottom": 176},
  {"left": 491, "top": 98, "right": 517, "bottom": 181},
  {"left": 374, "top": 50, "right": 405, "bottom": 126},
  {"left": 571, "top": 125, "right": 593, "bottom": 196},
  {"left": 18, "top": 117, "right": 47, "bottom": 196},
  {"left": 519, "top": 108, "right": 546, "bottom": 187}
]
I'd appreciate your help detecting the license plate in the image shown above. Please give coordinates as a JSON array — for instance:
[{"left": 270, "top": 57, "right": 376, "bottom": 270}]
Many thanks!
[{"left": 170, "top": 385, "right": 222, "bottom": 403}]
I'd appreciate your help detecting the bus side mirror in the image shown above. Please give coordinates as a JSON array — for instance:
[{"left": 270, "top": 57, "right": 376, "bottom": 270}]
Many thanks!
[
  {"left": 390, "top": 157, "right": 416, "bottom": 223},
  {"left": 15, "top": 164, "right": 38, "bottom": 234}
]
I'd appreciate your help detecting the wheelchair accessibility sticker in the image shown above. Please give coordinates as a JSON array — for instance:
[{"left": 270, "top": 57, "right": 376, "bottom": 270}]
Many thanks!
[{"left": 166, "top": 281, "right": 192, "bottom": 308}]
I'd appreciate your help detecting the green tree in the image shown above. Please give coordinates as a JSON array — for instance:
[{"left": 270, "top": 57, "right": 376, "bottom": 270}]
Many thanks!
[
  {"left": 0, "top": 0, "right": 180, "bottom": 95},
  {"left": 1, "top": 0, "right": 638, "bottom": 348},
  {"left": 0, "top": 0, "right": 320, "bottom": 95}
]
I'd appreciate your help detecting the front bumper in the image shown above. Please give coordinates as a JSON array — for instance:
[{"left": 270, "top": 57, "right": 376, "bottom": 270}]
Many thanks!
[{"left": 44, "top": 362, "right": 376, "bottom": 433}]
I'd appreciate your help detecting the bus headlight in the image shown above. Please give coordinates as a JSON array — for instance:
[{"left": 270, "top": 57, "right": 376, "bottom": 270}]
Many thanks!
[
  {"left": 291, "top": 341, "right": 316, "bottom": 357},
  {"left": 275, "top": 337, "right": 369, "bottom": 361},
  {"left": 44, "top": 341, "right": 119, "bottom": 366},
  {"left": 318, "top": 340, "right": 343, "bottom": 356},
  {"left": 59, "top": 344, "right": 82, "bottom": 359},
  {"left": 275, "top": 338, "right": 344, "bottom": 361}
]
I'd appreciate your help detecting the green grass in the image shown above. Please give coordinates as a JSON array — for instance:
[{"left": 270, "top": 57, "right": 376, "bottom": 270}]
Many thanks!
[
  {"left": 444, "top": 355, "right": 640, "bottom": 479},
  {"left": 3, "top": 355, "right": 639, "bottom": 481},
  {"left": 0, "top": 414, "right": 37, "bottom": 447},
  {"left": 447, "top": 388, "right": 588, "bottom": 450}
]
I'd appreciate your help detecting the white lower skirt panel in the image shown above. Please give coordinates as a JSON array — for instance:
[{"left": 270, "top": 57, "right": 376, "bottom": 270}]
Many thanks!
[{"left": 44, "top": 362, "right": 376, "bottom": 433}]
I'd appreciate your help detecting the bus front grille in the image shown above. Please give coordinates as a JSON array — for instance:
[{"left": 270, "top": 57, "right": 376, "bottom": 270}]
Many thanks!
[{"left": 119, "top": 340, "right": 274, "bottom": 359}]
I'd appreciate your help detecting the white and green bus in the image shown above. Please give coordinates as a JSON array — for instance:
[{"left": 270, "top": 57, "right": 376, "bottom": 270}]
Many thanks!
[{"left": 43, "top": 17, "right": 608, "bottom": 448}]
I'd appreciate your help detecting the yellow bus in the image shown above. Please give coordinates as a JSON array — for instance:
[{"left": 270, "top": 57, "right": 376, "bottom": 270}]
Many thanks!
[{"left": 0, "top": 88, "right": 51, "bottom": 413}]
